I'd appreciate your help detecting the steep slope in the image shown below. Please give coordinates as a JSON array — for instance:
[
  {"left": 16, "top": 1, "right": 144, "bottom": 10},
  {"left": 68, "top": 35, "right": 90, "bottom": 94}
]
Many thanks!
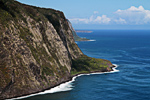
[
  {"left": 0, "top": 0, "right": 114, "bottom": 99},
  {"left": 67, "top": 20, "right": 89, "bottom": 41}
]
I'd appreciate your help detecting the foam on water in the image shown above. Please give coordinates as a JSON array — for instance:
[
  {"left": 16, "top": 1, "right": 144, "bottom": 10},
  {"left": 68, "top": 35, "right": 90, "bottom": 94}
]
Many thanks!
[
  {"left": 75, "top": 42, "right": 78, "bottom": 44},
  {"left": 75, "top": 40, "right": 95, "bottom": 44},
  {"left": 9, "top": 64, "right": 119, "bottom": 100},
  {"left": 74, "top": 64, "right": 119, "bottom": 77},
  {"left": 87, "top": 40, "right": 96, "bottom": 41},
  {"left": 8, "top": 80, "right": 74, "bottom": 100}
]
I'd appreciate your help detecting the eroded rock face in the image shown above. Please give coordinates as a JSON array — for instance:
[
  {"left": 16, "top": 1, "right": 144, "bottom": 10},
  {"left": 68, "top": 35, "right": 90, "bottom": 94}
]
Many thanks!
[
  {"left": 0, "top": 0, "right": 82, "bottom": 99},
  {"left": 0, "top": 0, "right": 113, "bottom": 99}
]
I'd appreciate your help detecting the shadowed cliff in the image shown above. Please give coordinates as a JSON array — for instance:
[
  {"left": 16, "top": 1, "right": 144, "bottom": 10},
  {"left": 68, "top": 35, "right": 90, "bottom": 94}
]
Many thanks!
[{"left": 0, "top": 0, "right": 113, "bottom": 99}]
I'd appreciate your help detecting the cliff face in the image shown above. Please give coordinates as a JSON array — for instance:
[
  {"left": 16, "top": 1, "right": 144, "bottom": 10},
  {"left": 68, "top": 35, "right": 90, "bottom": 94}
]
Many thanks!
[
  {"left": 0, "top": 0, "right": 113, "bottom": 99},
  {"left": 0, "top": 0, "right": 82, "bottom": 98},
  {"left": 67, "top": 20, "right": 89, "bottom": 41}
]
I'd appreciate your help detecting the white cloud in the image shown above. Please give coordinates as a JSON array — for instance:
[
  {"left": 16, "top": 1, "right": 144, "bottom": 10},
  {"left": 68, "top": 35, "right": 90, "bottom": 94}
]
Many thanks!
[
  {"left": 128, "top": 6, "right": 144, "bottom": 11},
  {"left": 69, "top": 6, "right": 150, "bottom": 25},
  {"left": 114, "top": 18, "right": 126, "bottom": 24},
  {"left": 94, "top": 15, "right": 111, "bottom": 24},
  {"left": 69, "top": 18, "right": 89, "bottom": 24},
  {"left": 115, "top": 6, "right": 150, "bottom": 24},
  {"left": 94, "top": 11, "right": 99, "bottom": 14},
  {"left": 69, "top": 11, "right": 111, "bottom": 24}
]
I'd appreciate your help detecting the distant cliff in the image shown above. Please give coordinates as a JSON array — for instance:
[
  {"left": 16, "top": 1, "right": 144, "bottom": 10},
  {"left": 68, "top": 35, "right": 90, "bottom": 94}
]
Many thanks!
[
  {"left": 0, "top": 0, "right": 114, "bottom": 99},
  {"left": 75, "top": 30, "right": 93, "bottom": 33},
  {"left": 67, "top": 20, "right": 89, "bottom": 41}
]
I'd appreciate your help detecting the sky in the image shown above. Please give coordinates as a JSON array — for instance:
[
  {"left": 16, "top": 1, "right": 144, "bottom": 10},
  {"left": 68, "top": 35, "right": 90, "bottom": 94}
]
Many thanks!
[{"left": 17, "top": 0, "right": 150, "bottom": 30}]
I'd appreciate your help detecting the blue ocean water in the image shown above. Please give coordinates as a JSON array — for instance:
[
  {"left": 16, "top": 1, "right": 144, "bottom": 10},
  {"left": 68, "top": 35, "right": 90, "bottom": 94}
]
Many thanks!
[{"left": 21, "top": 30, "right": 150, "bottom": 100}]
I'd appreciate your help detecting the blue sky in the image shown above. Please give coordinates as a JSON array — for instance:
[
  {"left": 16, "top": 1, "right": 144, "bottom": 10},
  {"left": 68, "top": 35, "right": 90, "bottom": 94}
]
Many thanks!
[{"left": 17, "top": 0, "right": 150, "bottom": 30}]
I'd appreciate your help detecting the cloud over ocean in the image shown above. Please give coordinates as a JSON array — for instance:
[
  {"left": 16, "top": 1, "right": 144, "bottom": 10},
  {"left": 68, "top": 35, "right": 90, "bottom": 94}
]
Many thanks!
[{"left": 69, "top": 6, "right": 150, "bottom": 25}]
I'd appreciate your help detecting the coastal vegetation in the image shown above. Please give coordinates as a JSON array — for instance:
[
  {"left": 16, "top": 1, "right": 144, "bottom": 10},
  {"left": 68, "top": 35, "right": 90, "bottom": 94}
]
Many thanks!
[{"left": 71, "top": 55, "right": 112, "bottom": 75}]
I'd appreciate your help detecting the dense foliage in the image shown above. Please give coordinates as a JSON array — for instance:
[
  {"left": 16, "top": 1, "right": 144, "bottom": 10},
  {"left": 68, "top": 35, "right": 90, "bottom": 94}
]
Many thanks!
[{"left": 71, "top": 55, "right": 112, "bottom": 75}]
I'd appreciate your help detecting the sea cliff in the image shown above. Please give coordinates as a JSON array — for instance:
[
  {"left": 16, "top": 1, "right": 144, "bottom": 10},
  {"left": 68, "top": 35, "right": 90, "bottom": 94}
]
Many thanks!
[
  {"left": 67, "top": 20, "right": 89, "bottom": 41},
  {"left": 0, "top": 0, "right": 114, "bottom": 99}
]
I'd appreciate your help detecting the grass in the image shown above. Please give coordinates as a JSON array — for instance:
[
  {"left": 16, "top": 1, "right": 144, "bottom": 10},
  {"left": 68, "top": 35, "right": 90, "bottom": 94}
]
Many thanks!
[{"left": 71, "top": 55, "right": 112, "bottom": 76}]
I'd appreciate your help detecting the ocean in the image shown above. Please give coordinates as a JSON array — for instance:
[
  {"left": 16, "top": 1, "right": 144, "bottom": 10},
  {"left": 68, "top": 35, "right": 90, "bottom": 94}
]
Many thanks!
[{"left": 15, "top": 30, "right": 150, "bottom": 100}]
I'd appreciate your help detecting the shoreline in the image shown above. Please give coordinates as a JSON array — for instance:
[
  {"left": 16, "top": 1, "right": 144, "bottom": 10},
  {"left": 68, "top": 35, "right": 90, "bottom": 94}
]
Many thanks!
[
  {"left": 8, "top": 64, "right": 119, "bottom": 100},
  {"left": 71, "top": 64, "right": 119, "bottom": 78}
]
